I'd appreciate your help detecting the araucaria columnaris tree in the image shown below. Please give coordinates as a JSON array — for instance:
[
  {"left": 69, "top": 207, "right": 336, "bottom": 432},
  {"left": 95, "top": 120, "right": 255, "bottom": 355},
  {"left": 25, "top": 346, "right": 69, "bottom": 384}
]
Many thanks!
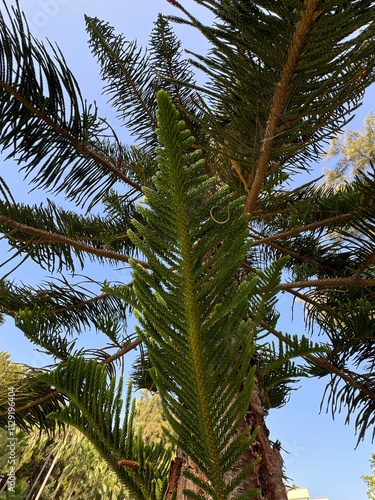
[{"left": 1, "top": 1, "right": 375, "bottom": 499}]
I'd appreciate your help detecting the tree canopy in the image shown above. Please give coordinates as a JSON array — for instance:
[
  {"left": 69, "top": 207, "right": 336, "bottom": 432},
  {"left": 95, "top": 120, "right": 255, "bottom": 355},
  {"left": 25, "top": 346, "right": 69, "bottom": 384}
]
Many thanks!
[{"left": 0, "top": 1, "right": 375, "bottom": 498}]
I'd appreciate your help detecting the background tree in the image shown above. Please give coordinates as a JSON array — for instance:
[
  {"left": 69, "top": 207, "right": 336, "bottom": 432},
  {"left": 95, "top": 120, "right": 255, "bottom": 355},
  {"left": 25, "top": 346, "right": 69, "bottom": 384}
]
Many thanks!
[
  {"left": 325, "top": 113, "right": 375, "bottom": 186},
  {"left": 0, "top": 1, "right": 375, "bottom": 499},
  {"left": 135, "top": 390, "right": 174, "bottom": 449},
  {"left": 363, "top": 453, "right": 375, "bottom": 500},
  {"left": 0, "top": 352, "right": 131, "bottom": 499},
  {"left": 0, "top": 426, "right": 131, "bottom": 499}
]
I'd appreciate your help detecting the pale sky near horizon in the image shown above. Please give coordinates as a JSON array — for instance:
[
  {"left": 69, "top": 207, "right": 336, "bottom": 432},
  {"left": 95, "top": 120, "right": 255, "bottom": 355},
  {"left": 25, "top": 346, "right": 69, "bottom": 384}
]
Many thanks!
[{"left": 1, "top": 2, "right": 375, "bottom": 499}]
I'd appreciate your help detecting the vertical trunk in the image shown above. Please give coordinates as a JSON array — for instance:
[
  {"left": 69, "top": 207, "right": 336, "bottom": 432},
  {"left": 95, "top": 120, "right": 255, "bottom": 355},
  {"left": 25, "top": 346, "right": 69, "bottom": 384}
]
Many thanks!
[
  {"left": 242, "top": 377, "right": 287, "bottom": 500},
  {"left": 165, "top": 449, "right": 211, "bottom": 500},
  {"left": 0, "top": 474, "right": 8, "bottom": 493},
  {"left": 25, "top": 449, "right": 55, "bottom": 500},
  {"left": 165, "top": 376, "right": 287, "bottom": 499}
]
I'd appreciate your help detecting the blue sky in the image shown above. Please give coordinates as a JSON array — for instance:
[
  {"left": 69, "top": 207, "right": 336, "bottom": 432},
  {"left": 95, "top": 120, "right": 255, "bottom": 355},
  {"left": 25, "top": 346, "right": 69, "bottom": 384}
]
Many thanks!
[{"left": 1, "top": 2, "right": 374, "bottom": 499}]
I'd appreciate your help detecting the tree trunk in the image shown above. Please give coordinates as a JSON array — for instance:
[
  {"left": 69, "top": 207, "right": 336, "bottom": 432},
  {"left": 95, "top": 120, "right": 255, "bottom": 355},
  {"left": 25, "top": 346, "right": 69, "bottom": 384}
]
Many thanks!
[
  {"left": 241, "top": 377, "right": 287, "bottom": 500},
  {"left": 165, "top": 449, "right": 211, "bottom": 500},
  {"left": 165, "top": 375, "right": 287, "bottom": 499}
]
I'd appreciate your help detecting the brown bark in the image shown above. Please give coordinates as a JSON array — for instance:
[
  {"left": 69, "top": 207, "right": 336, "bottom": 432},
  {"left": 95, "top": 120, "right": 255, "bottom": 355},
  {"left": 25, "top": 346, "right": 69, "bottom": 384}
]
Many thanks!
[
  {"left": 243, "top": 378, "right": 287, "bottom": 500},
  {"left": 165, "top": 376, "right": 287, "bottom": 500},
  {"left": 165, "top": 449, "right": 211, "bottom": 499},
  {"left": 165, "top": 455, "right": 184, "bottom": 500},
  {"left": 224, "top": 375, "right": 287, "bottom": 500}
]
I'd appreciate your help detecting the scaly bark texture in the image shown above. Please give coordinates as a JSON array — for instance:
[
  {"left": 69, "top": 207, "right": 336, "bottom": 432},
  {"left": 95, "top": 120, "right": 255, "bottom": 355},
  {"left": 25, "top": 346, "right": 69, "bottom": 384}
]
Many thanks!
[
  {"left": 244, "top": 378, "right": 287, "bottom": 500},
  {"left": 165, "top": 449, "right": 211, "bottom": 499}
]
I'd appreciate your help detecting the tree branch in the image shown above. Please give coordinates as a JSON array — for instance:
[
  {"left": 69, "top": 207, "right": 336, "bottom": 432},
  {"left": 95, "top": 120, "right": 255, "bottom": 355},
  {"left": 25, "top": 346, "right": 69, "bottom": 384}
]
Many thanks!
[
  {"left": 0, "top": 215, "right": 149, "bottom": 268},
  {"left": 0, "top": 390, "right": 61, "bottom": 416},
  {"left": 250, "top": 231, "right": 338, "bottom": 274},
  {"left": 352, "top": 250, "right": 375, "bottom": 278},
  {"left": 285, "top": 288, "right": 333, "bottom": 315},
  {"left": 0, "top": 80, "right": 142, "bottom": 192},
  {"left": 249, "top": 213, "right": 352, "bottom": 247},
  {"left": 103, "top": 337, "right": 142, "bottom": 365},
  {"left": 86, "top": 18, "right": 158, "bottom": 130},
  {"left": 260, "top": 320, "right": 375, "bottom": 400},
  {"left": 280, "top": 277, "right": 375, "bottom": 290},
  {"left": 245, "top": 0, "right": 320, "bottom": 213},
  {"left": 0, "top": 336, "right": 143, "bottom": 416}
]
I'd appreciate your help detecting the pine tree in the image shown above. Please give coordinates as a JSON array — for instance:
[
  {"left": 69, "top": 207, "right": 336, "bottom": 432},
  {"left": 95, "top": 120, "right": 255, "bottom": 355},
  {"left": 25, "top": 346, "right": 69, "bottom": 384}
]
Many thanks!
[{"left": 0, "top": 1, "right": 375, "bottom": 498}]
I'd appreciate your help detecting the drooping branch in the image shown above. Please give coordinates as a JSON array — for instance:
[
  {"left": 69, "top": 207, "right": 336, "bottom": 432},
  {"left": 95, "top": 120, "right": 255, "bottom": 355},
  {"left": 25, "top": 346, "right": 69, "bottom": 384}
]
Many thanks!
[
  {"left": 0, "top": 336, "right": 143, "bottom": 416},
  {"left": 0, "top": 80, "right": 142, "bottom": 192},
  {"left": 0, "top": 389, "right": 61, "bottom": 416},
  {"left": 280, "top": 277, "right": 375, "bottom": 290},
  {"left": 260, "top": 320, "right": 375, "bottom": 401},
  {"left": 285, "top": 288, "right": 332, "bottom": 315},
  {"left": 250, "top": 232, "right": 338, "bottom": 274},
  {"left": 48, "top": 290, "right": 132, "bottom": 315}
]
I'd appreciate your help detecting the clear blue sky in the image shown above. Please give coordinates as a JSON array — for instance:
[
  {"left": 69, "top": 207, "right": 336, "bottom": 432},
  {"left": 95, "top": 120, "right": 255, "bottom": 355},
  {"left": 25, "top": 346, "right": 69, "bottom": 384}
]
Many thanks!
[{"left": 1, "top": 2, "right": 374, "bottom": 499}]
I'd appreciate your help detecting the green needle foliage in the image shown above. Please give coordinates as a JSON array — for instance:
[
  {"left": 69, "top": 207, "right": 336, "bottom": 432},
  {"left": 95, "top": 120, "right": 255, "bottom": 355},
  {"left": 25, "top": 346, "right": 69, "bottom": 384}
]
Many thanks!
[
  {"left": 0, "top": 0, "right": 375, "bottom": 498},
  {"left": 38, "top": 358, "right": 172, "bottom": 500},
  {"left": 112, "top": 90, "right": 285, "bottom": 498}
]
